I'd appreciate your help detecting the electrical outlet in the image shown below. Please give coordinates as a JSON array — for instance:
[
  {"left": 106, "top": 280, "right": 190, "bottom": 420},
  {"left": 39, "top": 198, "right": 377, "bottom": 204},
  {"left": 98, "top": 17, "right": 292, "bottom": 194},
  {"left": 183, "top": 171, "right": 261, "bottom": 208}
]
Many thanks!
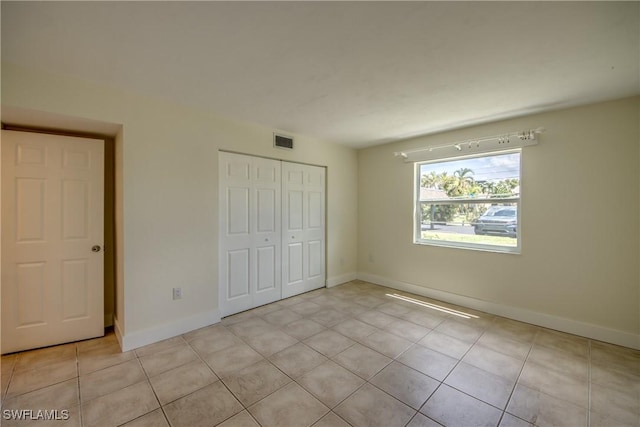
[{"left": 172, "top": 287, "right": 182, "bottom": 300}]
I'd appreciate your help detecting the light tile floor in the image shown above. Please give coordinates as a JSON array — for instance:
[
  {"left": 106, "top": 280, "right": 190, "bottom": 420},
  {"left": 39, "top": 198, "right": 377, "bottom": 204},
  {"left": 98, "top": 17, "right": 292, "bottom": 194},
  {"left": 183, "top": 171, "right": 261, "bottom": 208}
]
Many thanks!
[{"left": 1, "top": 281, "right": 639, "bottom": 427}]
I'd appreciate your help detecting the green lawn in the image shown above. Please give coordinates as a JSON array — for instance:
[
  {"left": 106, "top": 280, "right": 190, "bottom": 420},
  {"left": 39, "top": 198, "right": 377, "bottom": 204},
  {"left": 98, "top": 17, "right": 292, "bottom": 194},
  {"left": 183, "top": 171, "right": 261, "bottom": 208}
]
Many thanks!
[{"left": 421, "top": 230, "right": 517, "bottom": 247}]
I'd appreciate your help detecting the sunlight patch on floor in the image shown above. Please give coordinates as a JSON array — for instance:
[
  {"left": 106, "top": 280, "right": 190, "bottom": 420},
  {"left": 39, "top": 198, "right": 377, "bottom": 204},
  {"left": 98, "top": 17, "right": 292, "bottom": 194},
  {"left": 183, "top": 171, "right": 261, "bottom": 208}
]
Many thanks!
[{"left": 386, "top": 293, "right": 479, "bottom": 319}]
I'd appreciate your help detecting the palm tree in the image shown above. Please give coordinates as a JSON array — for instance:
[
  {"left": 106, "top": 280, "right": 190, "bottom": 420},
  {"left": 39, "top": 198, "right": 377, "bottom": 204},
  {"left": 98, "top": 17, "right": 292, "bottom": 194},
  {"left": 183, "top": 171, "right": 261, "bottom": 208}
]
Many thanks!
[
  {"left": 421, "top": 171, "right": 438, "bottom": 188},
  {"left": 452, "top": 168, "right": 475, "bottom": 197},
  {"left": 477, "top": 180, "right": 495, "bottom": 196},
  {"left": 453, "top": 167, "right": 474, "bottom": 183}
]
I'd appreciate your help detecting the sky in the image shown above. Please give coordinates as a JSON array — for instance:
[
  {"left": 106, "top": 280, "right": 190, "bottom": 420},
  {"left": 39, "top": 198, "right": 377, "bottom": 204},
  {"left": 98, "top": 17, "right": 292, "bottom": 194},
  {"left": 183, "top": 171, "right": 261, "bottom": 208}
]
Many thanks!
[{"left": 420, "top": 152, "right": 520, "bottom": 182}]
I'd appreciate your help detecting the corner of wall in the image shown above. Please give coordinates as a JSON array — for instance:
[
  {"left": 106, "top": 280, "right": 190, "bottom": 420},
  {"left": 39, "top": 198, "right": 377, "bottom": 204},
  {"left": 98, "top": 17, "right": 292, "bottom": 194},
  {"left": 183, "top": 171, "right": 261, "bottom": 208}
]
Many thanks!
[
  {"left": 117, "top": 309, "right": 221, "bottom": 352},
  {"left": 326, "top": 272, "right": 358, "bottom": 288}
]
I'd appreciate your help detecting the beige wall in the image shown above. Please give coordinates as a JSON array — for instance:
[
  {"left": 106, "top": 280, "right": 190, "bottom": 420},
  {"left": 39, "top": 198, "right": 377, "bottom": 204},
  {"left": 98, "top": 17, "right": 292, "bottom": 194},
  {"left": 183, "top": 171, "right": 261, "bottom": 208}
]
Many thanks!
[
  {"left": 1, "top": 62, "right": 358, "bottom": 346},
  {"left": 358, "top": 97, "right": 640, "bottom": 343}
]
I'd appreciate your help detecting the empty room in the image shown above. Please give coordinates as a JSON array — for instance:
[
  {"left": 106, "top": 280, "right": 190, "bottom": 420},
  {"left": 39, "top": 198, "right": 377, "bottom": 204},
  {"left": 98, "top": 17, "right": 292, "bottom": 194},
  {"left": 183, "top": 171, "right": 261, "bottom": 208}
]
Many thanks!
[{"left": 1, "top": 2, "right": 638, "bottom": 427}]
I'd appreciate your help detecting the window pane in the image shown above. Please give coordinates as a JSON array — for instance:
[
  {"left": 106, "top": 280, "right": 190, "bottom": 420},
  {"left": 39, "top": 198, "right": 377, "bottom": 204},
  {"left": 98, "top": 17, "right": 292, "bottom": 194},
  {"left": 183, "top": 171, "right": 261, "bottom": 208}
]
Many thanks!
[
  {"left": 420, "top": 202, "right": 518, "bottom": 248},
  {"left": 420, "top": 152, "right": 520, "bottom": 200},
  {"left": 416, "top": 150, "right": 521, "bottom": 252}
]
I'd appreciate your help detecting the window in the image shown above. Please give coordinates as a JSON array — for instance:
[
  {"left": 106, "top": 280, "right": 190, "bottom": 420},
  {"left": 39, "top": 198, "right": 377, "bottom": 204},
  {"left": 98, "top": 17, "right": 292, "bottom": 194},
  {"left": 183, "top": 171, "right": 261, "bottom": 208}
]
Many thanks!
[{"left": 415, "top": 150, "right": 521, "bottom": 253}]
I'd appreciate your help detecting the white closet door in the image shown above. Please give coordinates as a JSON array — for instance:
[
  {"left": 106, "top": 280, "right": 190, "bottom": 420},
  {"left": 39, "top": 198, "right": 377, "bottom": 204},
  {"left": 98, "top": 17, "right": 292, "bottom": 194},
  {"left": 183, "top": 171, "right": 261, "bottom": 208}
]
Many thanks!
[
  {"left": 252, "top": 157, "right": 282, "bottom": 307},
  {"left": 282, "top": 162, "right": 325, "bottom": 298},
  {"left": 2, "top": 130, "right": 104, "bottom": 354},
  {"left": 219, "top": 152, "right": 281, "bottom": 316}
]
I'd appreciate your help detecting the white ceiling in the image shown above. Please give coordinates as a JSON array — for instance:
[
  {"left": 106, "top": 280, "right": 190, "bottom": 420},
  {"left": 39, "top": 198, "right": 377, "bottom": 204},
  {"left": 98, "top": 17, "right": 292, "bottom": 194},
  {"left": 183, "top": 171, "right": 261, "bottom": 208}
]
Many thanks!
[{"left": 2, "top": 2, "right": 639, "bottom": 148}]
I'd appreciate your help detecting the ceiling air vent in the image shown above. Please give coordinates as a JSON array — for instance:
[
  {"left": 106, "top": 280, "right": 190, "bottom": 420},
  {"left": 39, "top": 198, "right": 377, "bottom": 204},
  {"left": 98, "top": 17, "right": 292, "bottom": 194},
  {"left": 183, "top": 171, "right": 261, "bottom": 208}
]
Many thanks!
[{"left": 274, "top": 134, "right": 294, "bottom": 150}]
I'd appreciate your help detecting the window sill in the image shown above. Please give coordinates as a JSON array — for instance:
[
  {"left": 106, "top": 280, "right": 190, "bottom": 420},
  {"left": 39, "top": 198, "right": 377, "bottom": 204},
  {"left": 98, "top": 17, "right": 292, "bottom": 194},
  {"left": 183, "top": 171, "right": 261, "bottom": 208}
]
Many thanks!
[{"left": 414, "top": 238, "right": 521, "bottom": 254}]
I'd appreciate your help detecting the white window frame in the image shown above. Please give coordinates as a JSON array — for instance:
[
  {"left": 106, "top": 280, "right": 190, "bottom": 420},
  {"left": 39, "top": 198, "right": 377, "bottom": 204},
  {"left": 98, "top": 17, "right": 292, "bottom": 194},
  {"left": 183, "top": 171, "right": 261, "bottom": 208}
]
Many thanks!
[{"left": 414, "top": 149, "right": 522, "bottom": 254}]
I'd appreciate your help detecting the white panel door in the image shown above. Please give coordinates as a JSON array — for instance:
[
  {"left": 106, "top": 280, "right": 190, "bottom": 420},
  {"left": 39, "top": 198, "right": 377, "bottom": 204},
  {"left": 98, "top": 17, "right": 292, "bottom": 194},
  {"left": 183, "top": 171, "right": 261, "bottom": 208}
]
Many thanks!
[
  {"left": 219, "top": 153, "right": 252, "bottom": 316},
  {"left": 2, "top": 130, "right": 104, "bottom": 354},
  {"left": 252, "top": 157, "right": 281, "bottom": 307},
  {"left": 282, "top": 162, "right": 325, "bottom": 298},
  {"left": 219, "top": 152, "right": 281, "bottom": 316}
]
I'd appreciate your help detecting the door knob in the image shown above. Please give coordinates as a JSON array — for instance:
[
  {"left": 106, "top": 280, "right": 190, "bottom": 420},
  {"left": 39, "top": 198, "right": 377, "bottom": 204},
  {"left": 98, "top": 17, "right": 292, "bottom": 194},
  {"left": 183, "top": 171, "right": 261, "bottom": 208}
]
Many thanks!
[{"left": 91, "top": 245, "right": 102, "bottom": 253}]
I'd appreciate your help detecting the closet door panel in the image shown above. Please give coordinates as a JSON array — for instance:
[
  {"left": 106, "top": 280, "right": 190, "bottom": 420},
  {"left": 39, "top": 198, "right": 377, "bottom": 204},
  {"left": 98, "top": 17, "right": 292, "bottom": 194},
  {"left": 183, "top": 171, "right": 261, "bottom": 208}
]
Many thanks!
[
  {"left": 219, "top": 153, "right": 254, "bottom": 315},
  {"left": 282, "top": 162, "right": 325, "bottom": 298},
  {"left": 219, "top": 153, "right": 282, "bottom": 315}
]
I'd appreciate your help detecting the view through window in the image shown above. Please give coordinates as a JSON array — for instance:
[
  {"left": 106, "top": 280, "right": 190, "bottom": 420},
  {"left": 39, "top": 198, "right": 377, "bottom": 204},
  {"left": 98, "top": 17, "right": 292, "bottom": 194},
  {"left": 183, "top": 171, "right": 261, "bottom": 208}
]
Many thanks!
[{"left": 415, "top": 150, "right": 521, "bottom": 253}]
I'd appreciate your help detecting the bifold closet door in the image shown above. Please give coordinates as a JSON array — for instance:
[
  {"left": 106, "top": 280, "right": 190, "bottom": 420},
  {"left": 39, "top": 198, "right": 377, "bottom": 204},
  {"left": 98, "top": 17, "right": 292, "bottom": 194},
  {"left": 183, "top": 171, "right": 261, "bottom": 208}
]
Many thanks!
[
  {"left": 282, "top": 162, "right": 326, "bottom": 298},
  {"left": 219, "top": 152, "right": 282, "bottom": 317}
]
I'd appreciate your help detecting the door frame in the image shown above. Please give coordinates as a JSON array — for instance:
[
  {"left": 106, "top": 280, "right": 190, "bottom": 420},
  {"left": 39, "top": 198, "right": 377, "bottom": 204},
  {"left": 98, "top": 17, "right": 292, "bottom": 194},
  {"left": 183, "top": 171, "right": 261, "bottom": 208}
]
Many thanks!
[
  {"left": 217, "top": 150, "right": 328, "bottom": 317},
  {"left": 1, "top": 124, "right": 116, "bottom": 335}
]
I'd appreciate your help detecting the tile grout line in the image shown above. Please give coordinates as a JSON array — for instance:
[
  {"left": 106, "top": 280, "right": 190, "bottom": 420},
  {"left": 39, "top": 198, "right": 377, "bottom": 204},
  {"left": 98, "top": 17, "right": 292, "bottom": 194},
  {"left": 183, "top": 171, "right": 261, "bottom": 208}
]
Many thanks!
[
  {"left": 224, "top": 298, "right": 415, "bottom": 425},
  {"left": 499, "top": 326, "right": 539, "bottom": 426},
  {"left": 230, "top": 317, "right": 344, "bottom": 422},
  {"left": 366, "top": 314, "right": 496, "bottom": 425},
  {"left": 157, "top": 334, "right": 226, "bottom": 426},
  {"left": 3, "top": 349, "right": 79, "bottom": 405},
  {"left": 1, "top": 355, "right": 18, "bottom": 409},
  {"left": 194, "top": 330, "right": 262, "bottom": 426},
  {"left": 137, "top": 343, "right": 168, "bottom": 427},
  {"left": 225, "top": 345, "right": 317, "bottom": 425},
  {"left": 332, "top": 298, "right": 443, "bottom": 422},
  {"left": 514, "top": 331, "right": 595, "bottom": 425},
  {"left": 84, "top": 344, "right": 159, "bottom": 427},
  {"left": 136, "top": 335, "right": 215, "bottom": 426},
  {"left": 75, "top": 344, "right": 84, "bottom": 427},
  {"left": 260, "top": 348, "right": 333, "bottom": 424},
  {"left": 587, "top": 339, "right": 592, "bottom": 427},
  {"left": 224, "top": 313, "right": 307, "bottom": 416},
  {"left": 336, "top": 311, "right": 464, "bottom": 425},
  {"left": 193, "top": 324, "right": 294, "bottom": 426},
  {"left": 421, "top": 326, "right": 493, "bottom": 422}
]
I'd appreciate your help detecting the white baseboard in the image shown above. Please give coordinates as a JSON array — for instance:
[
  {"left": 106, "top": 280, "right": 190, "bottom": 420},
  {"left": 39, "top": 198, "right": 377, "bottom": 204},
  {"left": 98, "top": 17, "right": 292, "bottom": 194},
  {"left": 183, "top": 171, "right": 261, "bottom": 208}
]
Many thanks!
[
  {"left": 326, "top": 272, "right": 358, "bottom": 288},
  {"left": 115, "top": 309, "right": 221, "bottom": 352},
  {"left": 357, "top": 272, "right": 640, "bottom": 350}
]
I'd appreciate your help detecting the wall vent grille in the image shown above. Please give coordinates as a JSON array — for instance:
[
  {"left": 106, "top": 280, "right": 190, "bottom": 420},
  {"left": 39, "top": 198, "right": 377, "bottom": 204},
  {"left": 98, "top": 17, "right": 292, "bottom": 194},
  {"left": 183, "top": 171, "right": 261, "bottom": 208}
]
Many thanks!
[{"left": 274, "top": 134, "right": 294, "bottom": 150}]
